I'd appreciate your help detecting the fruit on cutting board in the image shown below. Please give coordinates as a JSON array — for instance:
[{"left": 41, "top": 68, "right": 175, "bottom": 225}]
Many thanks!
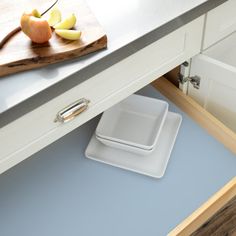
[
  {"left": 20, "top": 6, "right": 80, "bottom": 44},
  {"left": 48, "top": 7, "right": 61, "bottom": 27},
  {"left": 55, "top": 29, "right": 81, "bottom": 40},
  {"left": 20, "top": 9, "right": 52, "bottom": 43},
  {"left": 53, "top": 13, "right": 76, "bottom": 29}
]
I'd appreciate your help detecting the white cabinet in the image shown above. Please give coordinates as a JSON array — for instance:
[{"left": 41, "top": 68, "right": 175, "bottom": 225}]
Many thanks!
[
  {"left": 203, "top": 0, "right": 236, "bottom": 49},
  {"left": 188, "top": 21, "right": 236, "bottom": 133},
  {"left": 2, "top": 0, "right": 235, "bottom": 175},
  {"left": 0, "top": 16, "right": 204, "bottom": 174},
  {"left": 186, "top": 1, "right": 236, "bottom": 133}
]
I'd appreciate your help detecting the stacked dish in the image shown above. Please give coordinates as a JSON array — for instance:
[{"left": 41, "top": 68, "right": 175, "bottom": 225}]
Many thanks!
[{"left": 85, "top": 94, "right": 182, "bottom": 178}]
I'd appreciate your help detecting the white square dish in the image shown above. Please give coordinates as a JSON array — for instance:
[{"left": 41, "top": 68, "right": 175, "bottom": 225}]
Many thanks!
[
  {"left": 96, "top": 135, "right": 154, "bottom": 155},
  {"left": 86, "top": 112, "right": 182, "bottom": 178},
  {"left": 95, "top": 94, "right": 168, "bottom": 151}
]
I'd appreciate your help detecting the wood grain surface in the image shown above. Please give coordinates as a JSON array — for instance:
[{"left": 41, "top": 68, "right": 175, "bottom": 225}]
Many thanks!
[
  {"left": 191, "top": 196, "right": 236, "bottom": 236},
  {"left": 0, "top": 0, "right": 107, "bottom": 77}
]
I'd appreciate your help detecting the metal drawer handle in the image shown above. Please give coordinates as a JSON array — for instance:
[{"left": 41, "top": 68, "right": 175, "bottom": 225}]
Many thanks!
[{"left": 54, "top": 98, "right": 90, "bottom": 123}]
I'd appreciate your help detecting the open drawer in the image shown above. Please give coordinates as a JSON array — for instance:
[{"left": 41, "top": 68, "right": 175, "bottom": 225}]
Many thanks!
[
  {"left": 188, "top": 32, "right": 236, "bottom": 133},
  {"left": 1, "top": 83, "right": 236, "bottom": 236}
]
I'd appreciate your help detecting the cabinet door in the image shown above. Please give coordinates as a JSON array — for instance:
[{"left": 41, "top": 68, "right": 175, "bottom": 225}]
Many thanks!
[
  {"left": 188, "top": 53, "right": 236, "bottom": 132},
  {"left": 203, "top": 0, "right": 236, "bottom": 49}
]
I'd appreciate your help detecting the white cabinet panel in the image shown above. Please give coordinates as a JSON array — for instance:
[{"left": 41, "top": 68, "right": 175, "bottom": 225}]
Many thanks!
[
  {"left": 203, "top": 0, "right": 236, "bottom": 49},
  {"left": 189, "top": 32, "right": 236, "bottom": 132}
]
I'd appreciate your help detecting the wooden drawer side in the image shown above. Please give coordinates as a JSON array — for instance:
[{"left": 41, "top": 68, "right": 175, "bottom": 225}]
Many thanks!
[{"left": 167, "top": 177, "right": 236, "bottom": 236}]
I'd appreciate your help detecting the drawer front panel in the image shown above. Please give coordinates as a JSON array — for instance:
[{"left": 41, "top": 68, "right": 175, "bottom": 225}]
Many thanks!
[
  {"left": 203, "top": 0, "right": 236, "bottom": 49},
  {"left": 0, "top": 16, "right": 204, "bottom": 174}
]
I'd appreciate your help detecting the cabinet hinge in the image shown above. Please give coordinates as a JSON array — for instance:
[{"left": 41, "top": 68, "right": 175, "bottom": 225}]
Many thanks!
[{"left": 178, "top": 74, "right": 201, "bottom": 89}]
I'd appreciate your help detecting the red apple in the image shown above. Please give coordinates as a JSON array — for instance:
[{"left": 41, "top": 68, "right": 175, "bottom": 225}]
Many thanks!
[{"left": 20, "top": 9, "right": 52, "bottom": 44}]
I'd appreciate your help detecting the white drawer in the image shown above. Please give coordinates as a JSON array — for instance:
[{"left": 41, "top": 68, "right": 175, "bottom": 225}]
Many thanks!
[
  {"left": 189, "top": 32, "right": 236, "bottom": 132},
  {"left": 203, "top": 0, "right": 236, "bottom": 50},
  {"left": 0, "top": 16, "right": 204, "bottom": 174}
]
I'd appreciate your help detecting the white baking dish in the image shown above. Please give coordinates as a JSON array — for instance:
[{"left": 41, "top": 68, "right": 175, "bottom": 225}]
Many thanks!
[
  {"left": 87, "top": 112, "right": 182, "bottom": 178},
  {"left": 95, "top": 94, "right": 168, "bottom": 153},
  {"left": 96, "top": 135, "right": 154, "bottom": 155}
]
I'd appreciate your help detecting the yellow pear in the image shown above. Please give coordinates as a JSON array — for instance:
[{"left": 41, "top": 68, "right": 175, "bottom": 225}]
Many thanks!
[
  {"left": 55, "top": 29, "right": 81, "bottom": 40},
  {"left": 48, "top": 7, "right": 61, "bottom": 26},
  {"left": 53, "top": 14, "right": 76, "bottom": 29}
]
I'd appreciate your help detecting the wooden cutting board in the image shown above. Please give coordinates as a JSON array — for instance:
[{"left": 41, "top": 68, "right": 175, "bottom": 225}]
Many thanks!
[{"left": 0, "top": 0, "right": 107, "bottom": 77}]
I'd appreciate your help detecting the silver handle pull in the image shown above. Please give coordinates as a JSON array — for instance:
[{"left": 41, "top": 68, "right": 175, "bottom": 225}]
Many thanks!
[{"left": 54, "top": 98, "right": 90, "bottom": 123}]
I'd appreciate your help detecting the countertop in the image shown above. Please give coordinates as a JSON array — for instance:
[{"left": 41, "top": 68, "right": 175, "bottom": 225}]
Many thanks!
[
  {"left": 0, "top": 85, "right": 235, "bottom": 236},
  {"left": 0, "top": 0, "right": 227, "bottom": 127}
]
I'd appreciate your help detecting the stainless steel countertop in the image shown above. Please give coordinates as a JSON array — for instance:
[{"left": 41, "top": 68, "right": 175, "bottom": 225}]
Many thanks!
[{"left": 0, "top": 0, "right": 227, "bottom": 127}]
